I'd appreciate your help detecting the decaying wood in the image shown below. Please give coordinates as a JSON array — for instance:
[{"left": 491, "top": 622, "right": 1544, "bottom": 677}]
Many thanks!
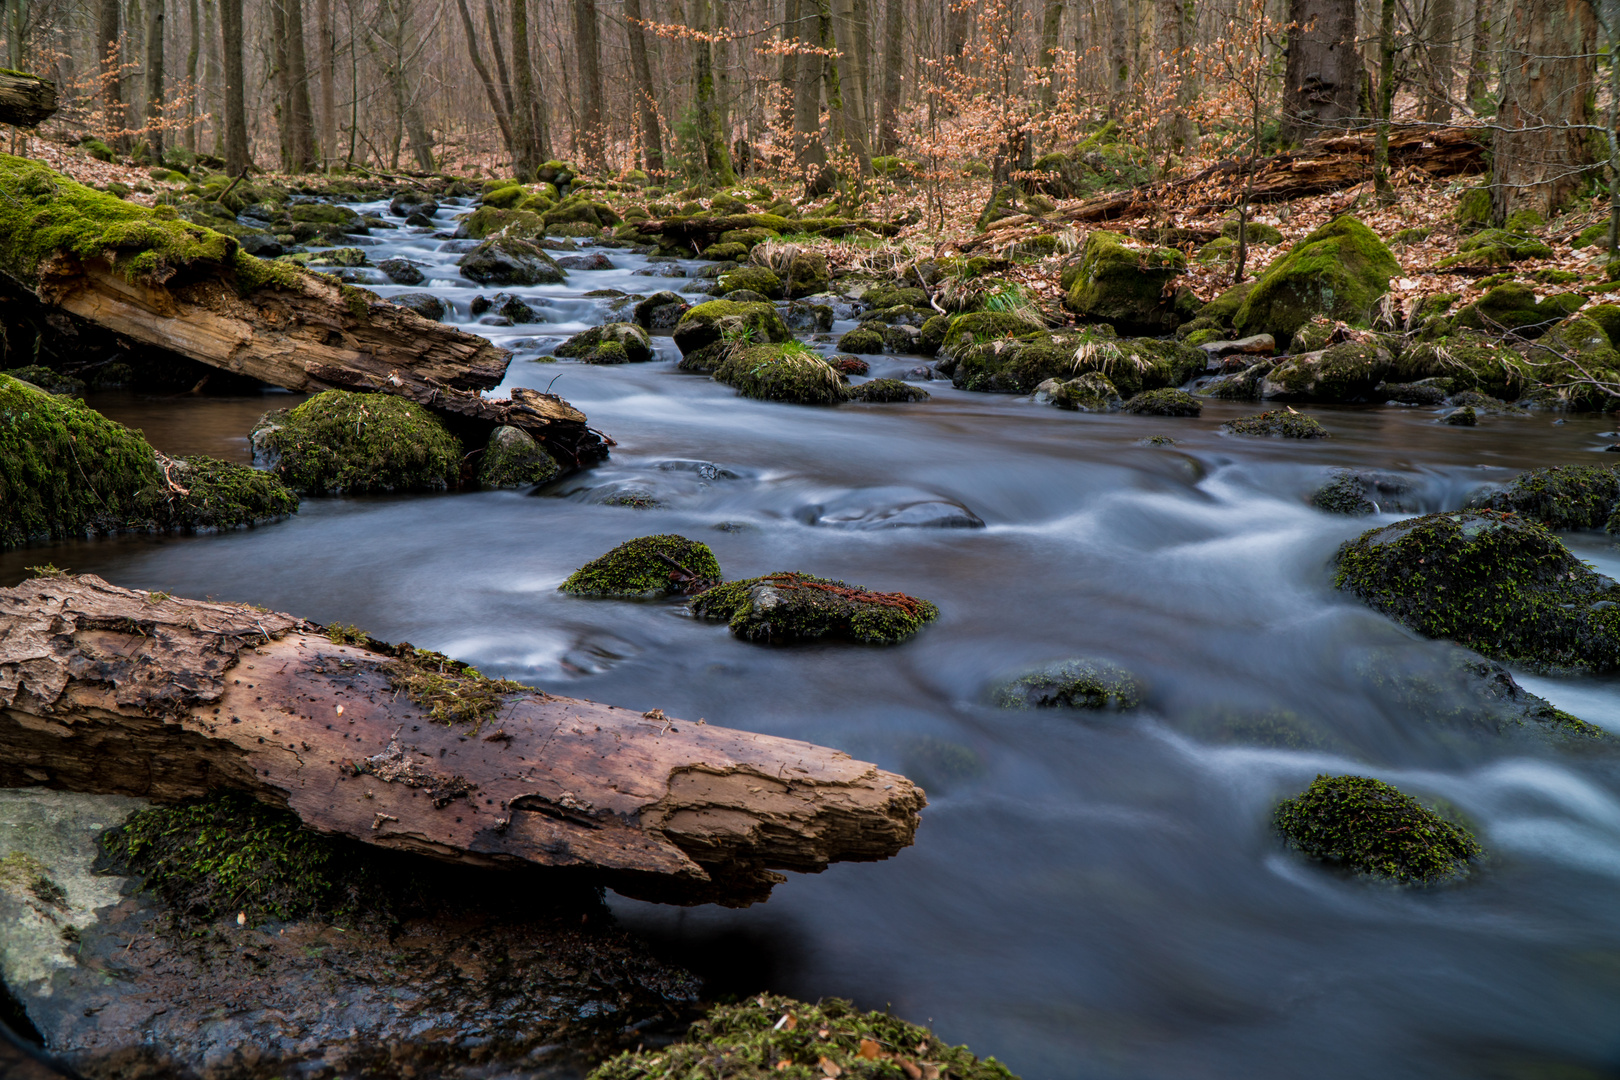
[
  {"left": 632, "top": 213, "right": 904, "bottom": 250},
  {"left": 18, "top": 254, "right": 609, "bottom": 464},
  {"left": 0, "top": 575, "right": 924, "bottom": 906},
  {"left": 0, "top": 73, "right": 58, "bottom": 127}
]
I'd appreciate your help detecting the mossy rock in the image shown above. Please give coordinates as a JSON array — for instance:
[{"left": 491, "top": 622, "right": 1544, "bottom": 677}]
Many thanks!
[
  {"left": 1220, "top": 219, "right": 1284, "bottom": 245},
  {"left": 994, "top": 659, "right": 1143, "bottom": 710},
  {"left": 1469, "top": 464, "right": 1620, "bottom": 530},
  {"left": 845, "top": 378, "right": 930, "bottom": 403},
  {"left": 1582, "top": 302, "right": 1620, "bottom": 345},
  {"left": 716, "top": 265, "right": 783, "bottom": 298},
  {"left": 133, "top": 453, "right": 300, "bottom": 531},
  {"left": 671, "top": 300, "right": 791, "bottom": 356},
  {"left": 714, "top": 344, "right": 846, "bottom": 405},
  {"left": 1221, "top": 409, "right": 1329, "bottom": 438},
  {"left": 480, "top": 184, "right": 529, "bottom": 210},
  {"left": 1454, "top": 187, "right": 1492, "bottom": 229},
  {"left": 3, "top": 364, "right": 84, "bottom": 395},
  {"left": 690, "top": 572, "right": 939, "bottom": 645},
  {"left": 1523, "top": 315, "right": 1620, "bottom": 410},
  {"left": 1335, "top": 510, "right": 1620, "bottom": 672},
  {"left": 1439, "top": 227, "right": 1552, "bottom": 267},
  {"left": 561, "top": 534, "right": 722, "bottom": 596},
  {"left": 918, "top": 314, "right": 950, "bottom": 356},
  {"left": 290, "top": 203, "right": 362, "bottom": 229},
  {"left": 1196, "top": 237, "right": 1238, "bottom": 264},
  {"left": 1034, "top": 372, "right": 1121, "bottom": 412},
  {"left": 1450, "top": 283, "right": 1578, "bottom": 338},
  {"left": 251, "top": 390, "right": 463, "bottom": 495},
  {"left": 1122, "top": 387, "right": 1202, "bottom": 416},
  {"left": 1289, "top": 316, "right": 1338, "bottom": 353},
  {"left": 1196, "top": 280, "right": 1257, "bottom": 329},
  {"left": 457, "top": 205, "right": 546, "bottom": 240},
  {"left": 1233, "top": 215, "right": 1399, "bottom": 346},
  {"left": 702, "top": 241, "right": 749, "bottom": 261},
  {"left": 837, "top": 326, "right": 885, "bottom": 354},
  {"left": 1274, "top": 775, "right": 1482, "bottom": 885},
  {"left": 937, "top": 311, "right": 1040, "bottom": 359},
  {"left": 864, "top": 285, "right": 929, "bottom": 309},
  {"left": 1388, "top": 335, "right": 1531, "bottom": 400},
  {"left": 785, "top": 250, "right": 831, "bottom": 297},
  {"left": 948, "top": 331, "right": 1203, "bottom": 396},
  {"left": 1062, "top": 230, "right": 1191, "bottom": 334},
  {"left": 555, "top": 322, "right": 655, "bottom": 364},
  {"left": 1312, "top": 471, "right": 1377, "bottom": 515},
  {"left": 633, "top": 290, "right": 689, "bottom": 330},
  {"left": 716, "top": 226, "right": 776, "bottom": 249},
  {"left": 1261, "top": 342, "right": 1392, "bottom": 402},
  {"left": 458, "top": 236, "right": 568, "bottom": 286},
  {"left": 478, "top": 425, "right": 561, "bottom": 488},
  {"left": 589, "top": 994, "right": 1016, "bottom": 1080}
]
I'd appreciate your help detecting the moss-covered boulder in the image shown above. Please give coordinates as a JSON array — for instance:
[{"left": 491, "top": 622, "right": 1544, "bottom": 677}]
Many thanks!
[
  {"left": 917, "top": 313, "right": 950, "bottom": 356},
  {"left": 134, "top": 453, "right": 300, "bottom": 531},
  {"left": 1220, "top": 219, "right": 1284, "bottom": 245},
  {"left": 1062, "top": 231, "right": 1193, "bottom": 334},
  {"left": 1523, "top": 315, "right": 1620, "bottom": 409},
  {"left": 689, "top": 572, "right": 939, "bottom": 645},
  {"left": 716, "top": 265, "right": 783, "bottom": 298},
  {"left": 1233, "top": 215, "right": 1399, "bottom": 346},
  {"left": 837, "top": 325, "right": 886, "bottom": 354},
  {"left": 1221, "top": 409, "right": 1329, "bottom": 438},
  {"left": 1389, "top": 335, "right": 1531, "bottom": 400},
  {"left": 478, "top": 425, "right": 561, "bottom": 488},
  {"left": 946, "top": 330, "right": 1203, "bottom": 395},
  {"left": 671, "top": 299, "right": 792, "bottom": 356},
  {"left": 1122, "top": 387, "right": 1202, "bottom": 415},
  {"left": 554, "top": 322, "right": 655, "bottom": 364},
  {"left": 456, "top": 205, "right": 545, "bottom": 240},
  {"left": 1261, "top": 341, "right": 1393, "bottom": 402},
  {"left": 632, "top": 290, "right": 689, "bottom": 330},
  {"left": 845, "top": 378, "right": 931, "bottom": 403},
  {"left": 457, "top": 237, "right": 567, "bottom": 286},
  {"left": 1470, "top": 464, "right": 1620, "bottom": 530},
  {"left": 785, "top": 250, "right": 831, "bottom": 297},
  {"left": 561, "top": 534, "right": 722, "bottom": 596},
  {"left": 1439, "top": 226, "right": 1553, "bottom": 267},
  {"left": 714, "top": 344, "right": 846, "bottom": 405},
  {"left": 3, "top": 365, "right": 85, "bottom": 395},
  {"left": 1274, "top": 775, "right": 1482, "bottom": 885},
  {"left": 480, "top": 184, "right": 529, "bottom": 209},
  {"left": 937, "top": 311, "right": 1042, "bottom": 359},
  {"left": 1034, "top": 372, "right": 1122, "bottom": 412},
  {"left": 1450, "top": 283, "right": 1581, "bottom": 338},
  {"left": 590, "top": 995, "right": 1016, "bottom": 1080},
  {"left": 994, "top": 659, "right": 1142, "bottom": 710},
  {"left": 251, "top": 390, "right": 463, "bottom": 495},
  {"left": 1335, "top": 510, "right": 1620, "bottom": 671}
]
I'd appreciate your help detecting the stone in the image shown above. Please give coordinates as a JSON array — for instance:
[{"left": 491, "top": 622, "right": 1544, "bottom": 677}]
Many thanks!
[
  {"left": 1233, "top": 214, "right": 1400, "bottom": 347},
  {"left": 478, "top": 424, "right": 561, "bottom": 487},
  {"left": 554, "top": 322, "right": 656, "bottom": 364},
  {"left": 457, "top": 236, "right": 568, "bottom": 286},
  {"left": 376, "top": 257, "right": 424, "bottom": 285}
]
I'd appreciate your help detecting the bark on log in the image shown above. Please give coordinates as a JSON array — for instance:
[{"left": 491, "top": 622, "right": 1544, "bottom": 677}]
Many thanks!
[
  {"left": 633, "top": 214, "right": 903, "bottom": 250},
  {"left": 0, "top": 73, "right": 59, "bottom": 127},
  {"left": 0, "top": 575, "right": 925, "bottom": 906}
]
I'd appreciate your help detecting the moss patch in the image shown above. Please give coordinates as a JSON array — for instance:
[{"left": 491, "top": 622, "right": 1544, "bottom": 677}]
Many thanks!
[
  {"left": 555, "top": 322, "right": 655, "bottom": 364},
  {"left": 1312, "top": 472, "right": 1376, "bottom": 515},
  {"left": 1273, "top": 775, "right": 1482, "bottom": 885},
  {"left": 590, "top": 994, "right": 1016, "bottom": 1080},
  {"left": 1233, "top": 215, "right": 1399, "bottom": 346},
  {"left": 2, "top": 365, "right": 84, "bottom": 395},
  {"left": 837, "top": 326, "right": 886, "bottom": 354},
  {"left": 1034, "top": 372, "right": 1121, "bottom": 412},
  {"left": 690, "top": 572, "right": 939, "bottom": 645},
  {"left": 1221, "top": 410, "right": 1329, "bottom": 438},
  {"left": 1122, "top": 387, "right": 1202, "bottom": 416},
  {"left": 478, "top": 425, "right": 561, "bottom": 488},
  {"left": 252, "top": 390, "right": 463, "bottom": 495},
  {"left": 386, "top": 646, "right": 527, "bottom": 729},
  {"left": 845, "top": 379, "right": 931, "bottom": 403},
  {"left": 1062, "top": 231, "right": 1190, "bottom": 333},
  {"left": 995, "top": 659, "right": 1142, "bottom": 710},
  {"left": 672, "top": 300, "right": 792, "bottom": 356},
  {"left": 134, "top": 453, "right": 300, "bottom": 530},
  {"left": 562, "top": 534, "right": 723, "bottom": 596},
  {"left": 1471, "top": 465, "right": 1620, "bottom": 530},
  {"left": 714, "top": 343, "right": 846, "bottom": 405},
  {"left": 1334, "top": 510, "right": 1620, "bottom": 672}
]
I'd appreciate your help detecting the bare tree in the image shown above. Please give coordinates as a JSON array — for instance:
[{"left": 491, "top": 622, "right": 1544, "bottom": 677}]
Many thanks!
[
  {"left": 1281, "top": 0, "right": 1360, "bottom": 142},
  {"left": 572, "top": 0, "right": 603, "bottom": 166},
  {"left": 623, "top": 0, "right": 663, "bottom": 172},
  {"left": 1491, "top": 0, "right": 1598, "bottom": 220},
  {"left": 220, "top": 0, "right": 249, "bottom": 171}
]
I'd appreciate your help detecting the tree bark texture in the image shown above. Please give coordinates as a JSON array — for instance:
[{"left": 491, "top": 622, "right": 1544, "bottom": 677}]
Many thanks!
[
  {"left": 878, "top": 0, "right": 906, "bottom": 153},
  {"left": 624, "top": 0, "right": 664, "bottom": 173},
  {"left": 0, "top": 575, "right": 926, "bottom": 907},
  {"left": 573, "top": 0, "right": 605, "bottom": 167},
  {"left": 1423, "top": 0, "right": 1457, "bottom": 121},
  {"left": 1491, "top": 0, "right": 1599, "bottom": 221},
  {"left": 0, "top": 72, "right": 58, "bottom": 127},
  {"left": 316, "top": 0, "right": 336, "bottom": 161},
  {"left": 185, "top": 0, "right": 200, "bottom": 150},
  {"left": 1281, "top": 0, "right": 1361, "bottom": 141},
  {"left": 510, "top": 0, "right": 549, "bottom": 171},
  {"left": 1107, "top": 0, "right": 1129, "bottom": 104},
  {"left": 98, "top": 0, "right": 125, "bottom": 148},
  {"left": 1466, "top": 0, "right": 1494, "bottom": 107},
  {"left": 145, "top": 0, "right": 166, "bottom": 159},
  {"left": 219, "top": 0, "right": 250, "bottom": 172},
  {"left": 831, "top": 0, "right": 873, "bottom": 172},
  {"left": 692, "top": 0, "right": 737, "bottom": 184}
]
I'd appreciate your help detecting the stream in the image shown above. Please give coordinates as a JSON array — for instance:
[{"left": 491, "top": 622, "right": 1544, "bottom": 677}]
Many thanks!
[{"left": 7, "top": 197, "right": 1620, "bottom": 1079}]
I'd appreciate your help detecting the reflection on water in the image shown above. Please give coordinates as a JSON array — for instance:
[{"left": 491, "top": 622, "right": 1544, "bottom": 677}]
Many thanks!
[{"left": 7, "top": 198, "right": 1620, "bottom": 1080}]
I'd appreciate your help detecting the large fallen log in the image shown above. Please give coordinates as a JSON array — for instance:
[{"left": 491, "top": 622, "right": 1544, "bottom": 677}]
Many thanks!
[
  {"left": 0, "top": 574, "right": 925, "bottom": 906},
  {"left": 0, "top": 153, "right": 608, "bottom": 464},
  {"left": 0, "top": 72, "right": 58, "bottom": 127}
]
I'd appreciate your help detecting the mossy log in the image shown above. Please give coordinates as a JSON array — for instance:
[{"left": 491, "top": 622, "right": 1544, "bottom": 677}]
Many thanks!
[
  {"left": 0, "top": 574, "right": 924, "bottom": 906},
  {"left": 0, "top": 72, "right": 58, "bottom": 127}
]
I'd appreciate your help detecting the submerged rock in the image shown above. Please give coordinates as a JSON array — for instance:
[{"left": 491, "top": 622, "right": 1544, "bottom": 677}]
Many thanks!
[
  {"left": 1310, "top": 469, "right": 1417, "bottom": 515},
  {"left": 1122, "top": 387, "right": 1202, "bottom": 416},
  {"left": 561, "top": 534, "right": 722, "bottom": 596},
  {"left": 845, "top": 378, "right": 931, "bottom": 403},
  {"left": 689, "top": 572, "right": 939, "bottom": 645},
  {"left": 713, "top": 344, "right": 846, "bottom": 405},
  {"left": 994, "top": 659, "right": 1143, "bottom": 711},
  {"left": 1273, "top": 775, "right": 1482, "bottom": 885},
  {"left": 1034, "top": 372, "right": 1121, "bottom": 412},
  {"left": 478, "top": 425, "right": 561, "bottom": 488},
  {"left": 1334, "top": 510, "right": 1620, "bottom": 672},
  {"left": 1221, "top": 409, "right": 1329, "bottom": 438},
  {"left": 555, "top": 322, "right": 656, "bottom": 364},
  {"left": 251, "top": 390, "right": 463, "bottom": 495},
  {"left": 1469, "top": 464, "right": 1620, "bottom": 531},
  {"left": 801, "top": 488, "right": 983, "bottom": 530}
]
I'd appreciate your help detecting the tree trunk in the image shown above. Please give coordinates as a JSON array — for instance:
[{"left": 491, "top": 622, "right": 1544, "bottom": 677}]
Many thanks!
[
  {"left": 454, "top": 0, "right": 520, "bottom": 164},
  {"left": 127, "top": 0, "right": 147, "bottom": 134},
  {"left": 878, "top": 0, "right": 905, "bottom": 152},
  {"left": 511, "top": 0, "right": 549, "bottom": 172},
  {"left": 1107, "top": 0, "right": 1129, "bottom": 106},
  {"left": 1373, "top": 0, "right": 1395, "bottom": 200},
  {"left": 145, "top": 0, "right": 166, "bottom": 160},
  {"left": 1466, "top": 0, "right": 1494, "bottom": 109},
  {"left": 1281, "top": 0, "right": 1361, "bottom": 141},
  {"left": 1423, "top": 0, "right": 1457, "bottom": 121},
  {"left": 99, "top": 0, "right": 125, "bottom": 148},
  {"left": 573, "top": 0, "right": 604, "bottom": 167},
  {"left": 0, "top": 575, "right": 924, "bottom": 908},
  {"left": 1491, "top": 0, "right": 1599, "bottom": 221},
  {"left": 624, "top": 0, "right": 664, "bottom": 174},
  {"left": 794, "top": 0, "right": 831, "bottom": 190},
  {"left": 1039, "top": 0, "right": 1064, "bottom": 114},
  {"left": 852, "top": 0, "right": 875, "bottom": 143},
  {"left": 0, "top": 72, "right": 58, "bottom": 127},
  {"left": 202, "top": 0, "right": 222, "bottom": 154},
  {"left": 184, "top": 0, "right": 200, "bottom": 150},
  {"left": 219, "top": 0, "right": 249, "bottom": 173},
  {"left": 1153, "top": 0, "right": 1193, "bottom": 148},
  {"left": 316, "top": 0, "right": 335, "bottom": 163},
  {"left": 692, "top": 0, "right": 736, "bottom": 184},
  {"left": 284, "top": 0, "right": 319, "bottom": 170},
  {"left": 830, "top": 0, "right": 872, "bottom": 174}
]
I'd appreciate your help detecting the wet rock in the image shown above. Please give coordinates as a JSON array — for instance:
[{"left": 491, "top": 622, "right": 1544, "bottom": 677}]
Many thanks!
[
  {"left": 478, "top": 425, "right": 561, "bottom": 487},
  {"left": 458, "top": 236, "right": 568, "bottom": 286},
  {"left": 561, "top": 534, "right": 722, "bottom": 596},
  {"left": 1034, "top": 373, "right": 1122, "bottom": 412},
  {"left": 1233, "top": 214, "right": 1399, "bottom": 347},
  {"left": 994, "top": 659, "right": 1143, "bottom": 710},
  {"left": 389, "top": 191, "right": 438, "bottom": 218},
  {"left": 845, "top": 378, "right": 931, "bottom": 403},
  {"left": 1443, "top": 405, "right": 1478, "bottom": 426},
  {"left": 633, "top": 290, "right": 689, "bottom": 331},
  {"left": 782, "top": 301, "right": 834, "bottom": 333},
  {"left": 251, "top": 390, "right": 462, "bottom": 495},
  {"left": 1062, "top": 231, "right": 1195, "bottom": 334},
  {"left": 634, "top": 263, "right": 688, "bottom": 278},
  {"left": 1468, "top": 464, "right": 1620, "bottom": 531},
  {"left": 478, "top": 314, "right": 514, "bottom": 326},
  {"left": 1221, "top": 409, "right": 1329, "bottom": 438},
  {"left": 403, "top": 210, "right": 434, "bottom": 227},
  {"left": 837, "top": 326, "right": 885, "bottom": 354},
  {"left": 1379, "top": 381, "right": 1448, "bottom": 406},
  {"left": 1261, "top": 342, "right": 1392, "bottom": 402},
  {"left": 1311, "top": 469, "right": 1418, "bottom": 515},
  {"left": 719, "top": 288, "right": 770, "bottom": 303},
  {"left": 689, "top": 572, "right": 939, "bottom": 645},
  {"left": 946, "top": 328, "right": 1203, "bottom": 396},
  {"left": 800, "top": 487, "right": 983, "bottom": 529},
  {"left": 555, "top": 322, "right": 655, "bottom": 364},
  {"left": 487, "top": 292, "right": 543, "bottom": 323},
  {"left": 557, "top": 251, "right": 616, "bottom": 271},
  {"left": 883, "top": 324, "right": 923, "bottom": 352},
  {"left": 859, "top": 304, "right": 933, "bottom": 328},
  {"left": 713, "top": 344, "right": 845, "bottom": 405},
  {"left": 237, "top": 232, "right": 284, "bottom": 257},
  {"left": 715, "top": 265, "right": 782, "bottom": 298},
  {"left": 1122, "top": 387, "right": 1202, "bottom": 416},
  {"left": 672, "top": 300, "right": 791, "bottom": 356},
  {"left": 309, "top": 246, "right": 369, "bottom": 268},
  {"left": 828, "top": 355, "right": 869, "bottom": 375},
  {"left": 1447, "top": 390, "right": 1520, "bottom": 414},
  {"left": 375, "top": 257, "right": 424, "bottom": 285},
  {"left": 1197, "top": 333, "right": 1276, "bottom": 360},
  {"left": 1273, "top": 775, "right": 1482, "bottom": 885},
  {"left": 1334, "top": 510, "right": 1620, "bottom": 672}
]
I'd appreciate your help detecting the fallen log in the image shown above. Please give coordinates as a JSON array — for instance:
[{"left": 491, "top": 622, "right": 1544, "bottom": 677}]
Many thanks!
[
  {"left": 633, "top": 212, "right": 904, "bottom": 251},
  {"left": 0, "top": 72, "right": 58, "bottom": 127},
  {"left": 0, "top": 153, "right": 608, "bottom": 464},
  {"left": 0, "top": 574, "right": 925, "bottom": 906}
]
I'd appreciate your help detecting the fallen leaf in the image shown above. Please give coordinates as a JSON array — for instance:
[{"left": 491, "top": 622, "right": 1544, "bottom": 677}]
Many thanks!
[
  {"left": 900, "top": 1060, "right": 922, "bottom": 1080},
  {"left": 776, "top": 1060, "right": 792, "bottom": 1071},
  {"left": 818, "top": 1029, "right": 830, "bottom": 1039},
  {"left": 819, "top": 1056, "right": 843, "bottom": 1078},
  {"left": 859, "top": 1039, "right": 882, "bottom": 1060}
]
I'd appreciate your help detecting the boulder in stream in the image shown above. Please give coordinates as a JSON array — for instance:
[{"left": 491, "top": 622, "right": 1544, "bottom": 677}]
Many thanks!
[
  {"left": 1273, "top": 775, "right": 1482, "bottom": 885},
  {"left": 384, "top": 291, "right": 444, "bottom": 320},
  {"left": 713, "top": 344, "right": 847, "bottom": 405},
  {"left": 943, "top": 328, "right": 1204, "bottom": 396},
  {"left": 1467, "top": 464, "right": 1620, "bottom": 531},
  {"left": 1062, "top": 231, "right": 1197, "bottom": 334},
  {"left": 689, "top": 572, "right": 939, "bottom": 645},
  {"left": 1034, "top": 372, "right": 1122, "bottom": 412},
  {"left": 1220, "top": 409, "right": 1329, "bottom": 438},
  {"left": 561, "top": 534, "right": 722, "bottom": 596},
  {"left": 251, "top": 389, "right": 463, "bottom": 495},
  {"left": 1232, "top": 214, "right": 1399, "bottom": 347},
  {"left": 1122, "top": 387, "right": 1202, "bottom": 416},
  {"left": 845, "top": 378, "right": 931, "bottom": 403},
  {"left": 1310, "top": 469, "right": 1418, "bottom": 515},
  {"left": 555, "top": 322, "right": 656, "bottom": 364},
  {"left": 994, "top": 659, "right": 1143, "bottom": 711},
  {"left": 836, "top": 325, "right": 885, "bottom": 354},
  {"left": 457, "top": 236, "right": 568, "bottom": 286},
  {"left": 672, "top": 300, "right": 791, "bottom": 356},
  {"left": 1334, "top": 510, "right": 1620, "bottom": 672},
  {"left": 1261, "top": 341, "right": 1393, "bottom": 403},
  {"left": 478, "top": 424, "right": 562, "bottom": 487},
  {"left": 376, "top": 256, "right": 424, "bottom": 285}
]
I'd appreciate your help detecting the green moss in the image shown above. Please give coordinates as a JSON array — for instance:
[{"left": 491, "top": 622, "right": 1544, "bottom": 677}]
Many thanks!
[
  {"left": 1122, "top": 387, "right": 1202, "bottom": 416},
  {"left": 457, "top": 205, "right": 547, "bottom": 240},
  {"left": 918, "top": 314, "right": 949, "bottom": 356},
  {"left": 714, "top": 343, "right": 847, "bottom": 405},
  {"left": 1444, "top": 405, "right": 1478, "bottom": 426},
  {"left": 590, "top": 994, "right": 1016, "bottom": 1080},
  {"left": 1388, "top": 335, "right": 1531, "bottom": 400},
  {"left": 478, "top": 425, "right": 561, "bottom": 488},
  {"left": 1454, "top": 187, "right": 1492, "bottom": 229},
  {"left": 1438, "top": 227, "right": 1552, "bottom": 267},
  {"left": 837, "top": 326, "right": 886, "bottom": 354},
  {"left": 1220, "top": 219, "right": 1284, "bottom": 245},
  {"left": 785, "top": 250, "right": 831, "bottom": 297},
  {"left": 937, "top": 311, "right": 1041, "bottom": 359},
  {"left": 845, "top": 378, "right": 930, "bottom": 403},
  {"left": 1221, "top": 409, "right": 1329, "bottom": 438},
  {"left": 1334, "top": 510, "right": 1620, "bottom": 672},
  {"left": 1273, "top": 775, "right": 1482, "bottom": 885},
  {"left": 1471, "top": 464, "right": 1620, "bottom": 530},
  {"left": 133, "top": 454, "right": 299, "bottom": 530},
  {"left": 672, "top": 300, "right": 792, "bottom": 356},
  {"left": 1196, "top": 280, "right": 1256, "bottom": 329},
  {"left": 562, "top": 534, "right": 722, "bottom": 596},
  {"left": 995, "top": 659, "right": 1142, "bottom": 710},
  {"left": 386, "top": 646, "right": 527, "bottom": 729},
  {"left": 2, "top": 365, "right": 84, "bottom": 395},
  {"left": 1263, "top": 341, "right": 1391, "bottom": 402},
  {"left": 1312, "top": 471, "right": 1376, "bottom": 515},
  {"left": 481, "top": 183, "right": 529, "bottom": 209},
  {"left": 1450, "top": 283, "right": 1575, "bottom": 337},
  {"left": 555, "top": 322, "right": 655, "bottom": 364},
  {"left": 717, "top": 265, "right": 783, "bottom": 298},
  {"left": 947, "top": 331, "right": 1201, "bottom": 396},
  {"left": 689, "top": 572, "right": 939, "bottom": 645},
  {"left": 1062, "top": 230, "right": 1189, "bottom": 333},
  {"left": 865, "top": 286, "right": 930, "bottom": 310},
  {"left": 252, "top": 390, "right": 463, "bottom": 495},
  {"left": 1233, "top": 214, "right": 1400, "bottom": 346},
  {"left": 1035, "top": 372, "right": 1121, "bottom": 412},
  {"left": 1289, "top": 316, "right": 1337, "bottom": 353},
  {"left": 1583, "top": 303, "right": 1620, "bottom": 345}
]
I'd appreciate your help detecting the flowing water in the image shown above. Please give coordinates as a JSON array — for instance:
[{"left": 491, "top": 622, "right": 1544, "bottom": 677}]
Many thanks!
[{"left": 8, "top": 199, "right": 1620, "bottom": 1079}]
